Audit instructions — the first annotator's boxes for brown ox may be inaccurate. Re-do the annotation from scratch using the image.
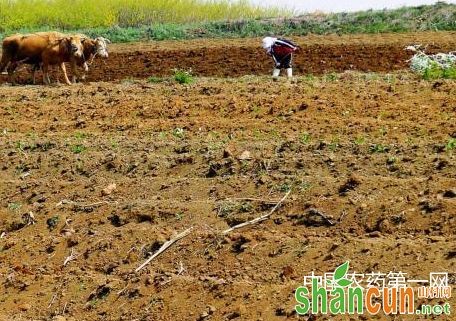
[40,35,85,85]
[9,34,111,84]
[0,31,63,85]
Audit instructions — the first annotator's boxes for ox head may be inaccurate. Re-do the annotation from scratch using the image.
[60,36,84,58]
[93,37,110,58]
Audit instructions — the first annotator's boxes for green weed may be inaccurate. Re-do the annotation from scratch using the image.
[173,68,194,84]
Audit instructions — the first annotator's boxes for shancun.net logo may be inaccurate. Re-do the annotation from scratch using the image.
[295,262,452,315]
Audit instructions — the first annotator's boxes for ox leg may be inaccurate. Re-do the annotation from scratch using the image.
[7,64,18,86]
[42,63,51,85]
[81,62,88,80]
[30,64,40,85]
[70,60,78,84]
[0,61,7,77]
[0,54,11,75]
[0,61,8,85]
[60,63,71,86]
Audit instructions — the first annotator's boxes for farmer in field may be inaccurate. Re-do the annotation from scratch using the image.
[262,37,299,79]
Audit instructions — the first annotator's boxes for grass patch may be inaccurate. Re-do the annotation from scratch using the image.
[423,65,456,80]
[147,76,165,83]
[121,78,136,85]
[69,132,86,154]
[173,68,194,84]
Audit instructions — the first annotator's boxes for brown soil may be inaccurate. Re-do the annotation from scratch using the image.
[1,33,456,321]
[2,31,456,84]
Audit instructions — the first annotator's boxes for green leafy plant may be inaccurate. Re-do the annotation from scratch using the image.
[238,202,253,212]
[325,73,337,81]
[329,140,339,152]
[370,144,389,153]
[446,138,456,150]
[301,132,311,143]
[173,68,194,84]
[354,136,366,145]
[29,141,38,151]
[278,183,291,193]
[17,141,26,151]
[171,128,185,139]
[47,216,60,230]
[218,203,235,218]
[69,144,85,154]
[411,52,456,80]
[423,65,456,80]
[253,130,264,139]
[305,74,316,81]
[69,132,86,154]
[7,202,21,211]
[14,163,28,176]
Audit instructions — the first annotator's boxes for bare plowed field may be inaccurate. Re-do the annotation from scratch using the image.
[1,33,456,321]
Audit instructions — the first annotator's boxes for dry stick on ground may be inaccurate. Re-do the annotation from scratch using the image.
[308,208,335,226]
[63,249,78,266]
[223,190,291,235]
[135,226,194,272]
[56,199,114,208]
[225,197,284,204]
[48,293,57,309]
[48,283,63,309]
[337,210,348,223]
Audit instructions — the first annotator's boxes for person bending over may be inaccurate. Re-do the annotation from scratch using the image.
[262,37,299,79]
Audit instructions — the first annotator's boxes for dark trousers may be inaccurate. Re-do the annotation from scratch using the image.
[273,54,292,69]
